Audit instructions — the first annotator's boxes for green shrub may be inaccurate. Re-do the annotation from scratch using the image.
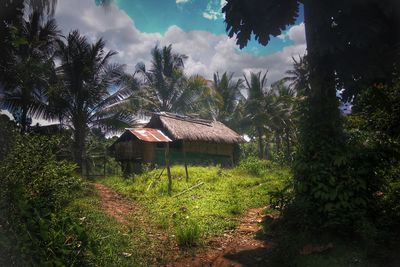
[175,220,202,248]
[0,114,16,161]
[0,134,86,266]
[238,156,273,176]
[227,183,242,215]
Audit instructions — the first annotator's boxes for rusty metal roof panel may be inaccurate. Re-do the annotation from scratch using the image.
[127,128,172,142]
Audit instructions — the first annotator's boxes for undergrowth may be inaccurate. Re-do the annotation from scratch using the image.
[99,164,291,247]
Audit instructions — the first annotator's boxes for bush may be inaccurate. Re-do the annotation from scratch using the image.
[175,220,202,248]
[0,134,86,266]
[237,156,273,176]
[0,114,17,161]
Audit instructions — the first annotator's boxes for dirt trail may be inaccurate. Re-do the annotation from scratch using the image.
[94,183,172,245]
[169,207,273,267]
[94,183,272,267]
[94,183,178,264]
[94,183,139,224]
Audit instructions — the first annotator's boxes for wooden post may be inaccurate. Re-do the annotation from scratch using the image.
[183,141,189,182]
[103,151,106,178]
[165,142,172,195]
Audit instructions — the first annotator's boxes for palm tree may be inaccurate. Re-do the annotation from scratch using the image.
[271,79,298,161]
[136,45,206,114]
[283,55,310,95]
[1,11,59,132]
[243,72,271,159]
[0,0,57,80]
[209,72,244,128]
[53,30,135,171]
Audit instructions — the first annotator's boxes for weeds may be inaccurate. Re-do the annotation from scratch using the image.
[100,165,291,243]
[176,220,202,248]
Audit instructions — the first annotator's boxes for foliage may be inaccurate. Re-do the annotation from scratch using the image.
[176,220,202,248]
[283,55,310,95]
[100,165,291,242]
[223,0,400,97]
[350,82,400,230]
[0,134,86,266]
[223,0,400,233]
[53,30,134,169]
[242,71,270,158]
[223,0,299,49]
[237,156,274,177]
[135,44,208,114]
[0,114,17,161]
[0,0,57,82]
[1,10,59,132]
[203,72,244,129]
[292,95,360,229]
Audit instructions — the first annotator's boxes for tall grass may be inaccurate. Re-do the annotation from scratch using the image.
[176,220,202,248]
[100,164,291,242]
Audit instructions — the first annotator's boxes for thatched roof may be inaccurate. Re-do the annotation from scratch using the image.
[146,113,243,144]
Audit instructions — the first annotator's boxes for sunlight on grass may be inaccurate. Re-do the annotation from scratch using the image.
[100,165,291,239]
[66,186,169,266]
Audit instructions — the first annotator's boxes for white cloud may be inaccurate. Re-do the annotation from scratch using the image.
[276,23,305,44]
[55,0,306,85]
[202,0,224,20]
[288,22,305,44]
[176,0,191,4]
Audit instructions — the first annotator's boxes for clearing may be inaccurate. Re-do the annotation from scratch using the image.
[71,164,396,266]
[94,181,274,266]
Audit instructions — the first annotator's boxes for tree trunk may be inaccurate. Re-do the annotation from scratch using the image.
[20,103,28,133]
[303,1,344,152]
[295,1,345,198]
[285,127,291,161]
[275,134,281,155]
[73,121,86,174]
[257,127,264,159]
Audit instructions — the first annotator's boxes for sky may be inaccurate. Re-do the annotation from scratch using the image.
[2,0,308,125]
[54,0,306,83]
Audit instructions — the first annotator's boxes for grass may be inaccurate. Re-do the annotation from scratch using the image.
[70,164,399,266]
[65,185,171,266]
[175,219,202,248]
[98,165,291,241]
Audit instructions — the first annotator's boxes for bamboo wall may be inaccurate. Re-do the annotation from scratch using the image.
[114,140,143,161]
[114,140,234,166]
[114,140,156,164]
[183,141,234,157]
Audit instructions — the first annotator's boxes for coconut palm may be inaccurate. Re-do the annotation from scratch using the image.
[283,55,310,95]
[0,0,57,80]
[209,72,244,128]
[1,11,59,132]
[271,79,298,160]
[242,71,271,159]
[53,30,135,170]
[136,45,207,114]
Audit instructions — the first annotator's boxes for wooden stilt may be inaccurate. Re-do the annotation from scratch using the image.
[103,151,106,178]
[165,142,172,195]
[183,141,189,182]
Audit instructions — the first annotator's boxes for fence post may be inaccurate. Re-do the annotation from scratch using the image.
[165,142,172,195]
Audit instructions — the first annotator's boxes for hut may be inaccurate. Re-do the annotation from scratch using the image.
[111,113,243,173]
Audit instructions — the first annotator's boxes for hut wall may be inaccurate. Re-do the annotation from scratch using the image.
[114,140,144,161]
[143,143,156,163]
[183,141,233,156]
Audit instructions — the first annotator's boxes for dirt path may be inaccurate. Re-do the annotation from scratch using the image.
[94,183,171,243]
[169,207,273,267]
[94,183,139,224]
[94,183,179,264]
[94,183,273,266]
